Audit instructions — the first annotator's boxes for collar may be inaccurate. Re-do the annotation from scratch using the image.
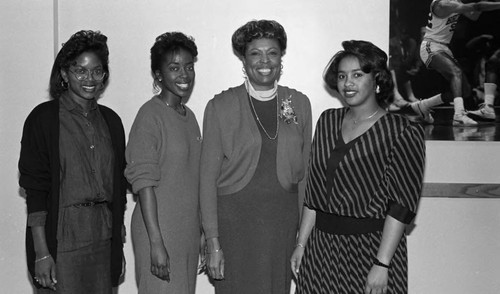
[244,79,278,101]
[60,93,98,113]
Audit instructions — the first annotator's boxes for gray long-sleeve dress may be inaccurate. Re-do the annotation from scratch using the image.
[125,97,201,294]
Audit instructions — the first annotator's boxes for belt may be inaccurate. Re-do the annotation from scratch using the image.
[73,200,107,208]
[316,211,384,235]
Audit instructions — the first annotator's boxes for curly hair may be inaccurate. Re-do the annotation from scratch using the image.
[150,32,198,75]
[49,30,109,99]
[231,19,287,57]
[323,40,394,107]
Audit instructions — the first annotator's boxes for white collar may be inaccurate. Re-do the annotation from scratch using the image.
[244,79,278,101]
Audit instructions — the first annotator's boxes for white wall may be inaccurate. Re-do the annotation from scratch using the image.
[411,142,500,293]
[56,0,389,132]
[1,0,499,293]
[0,1,55,294]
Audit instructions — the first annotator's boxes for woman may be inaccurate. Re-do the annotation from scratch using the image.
[19,30,127,293]
[200,20,312,293]
[125,32,201,294]
[291,40,426,294]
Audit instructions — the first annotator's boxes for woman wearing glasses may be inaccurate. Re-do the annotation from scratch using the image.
[19,30,127,293]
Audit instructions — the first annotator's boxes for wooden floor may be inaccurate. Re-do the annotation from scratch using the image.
[395,105,500,141]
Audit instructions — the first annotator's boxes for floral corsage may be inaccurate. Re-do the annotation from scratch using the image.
[280,95,298,124]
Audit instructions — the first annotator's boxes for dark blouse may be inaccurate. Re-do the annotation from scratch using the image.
[304,108,425,224]
[58,94,114,206]
[58,95,114,251]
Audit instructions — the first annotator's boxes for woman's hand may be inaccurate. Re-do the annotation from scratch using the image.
[206,237,224,280]
[137,187,170,281]
[150,242,170,282]
[290,245,305,279]
[291,207,316,280]
[34,255,57,290]
[207,250,224,280]
[198,233,207,273]
[30,226,56,290]
[364,265,388,294]
[366,216,405,293]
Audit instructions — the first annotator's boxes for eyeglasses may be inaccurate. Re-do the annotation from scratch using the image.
[69,67,106,81]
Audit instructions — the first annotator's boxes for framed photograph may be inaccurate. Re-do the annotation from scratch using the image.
[389,0,500,141]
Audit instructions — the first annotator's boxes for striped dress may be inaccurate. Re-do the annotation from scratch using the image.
[297,108,425,293]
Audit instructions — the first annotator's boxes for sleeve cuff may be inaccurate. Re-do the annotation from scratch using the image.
[25,188,49,213]
[203,227,219,240]
[387,201,416,224]
[131,179,158,194]
[27,211,47,227]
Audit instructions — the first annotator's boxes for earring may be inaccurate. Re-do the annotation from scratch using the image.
[376,85,380,94]
[280,64,283,75]
[242,67,247,78]
[61,80,68,89]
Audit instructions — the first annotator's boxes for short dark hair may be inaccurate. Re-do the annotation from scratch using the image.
[49,30,109,99]
[231,19,287,57]
[150,32,198,76]
[323,40,394,107]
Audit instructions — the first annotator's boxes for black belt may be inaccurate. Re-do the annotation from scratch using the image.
[316,211,384,235]
[73,200,107,208]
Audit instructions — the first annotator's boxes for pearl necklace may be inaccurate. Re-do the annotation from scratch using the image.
[247,92,279,140]
[352,108,380,124]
